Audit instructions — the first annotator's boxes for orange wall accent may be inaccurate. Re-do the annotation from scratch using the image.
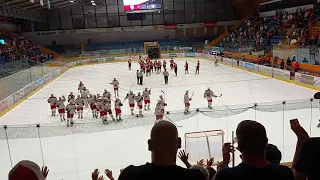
[223,51,320,73]
[40,47,61,58]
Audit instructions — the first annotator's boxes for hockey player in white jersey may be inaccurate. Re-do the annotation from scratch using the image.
[80,87,90,98]
[125,91,136,116]
[56,96,66,121]
[66,101,76,126]
[142,88,151,110]
[75,95,85,119]
[103,89,112,103]
[78,81,85,91]
[204,87,218,109]
[47,94,58,116]
[159,95,167,114]
[87,94,98,118]
[154,101,164,124]
[184,90,192,114]
[110,78,119,97]
[104,99,115,124]
[68,92,75,103]
[114,98,123,121]
[135,92,144,117]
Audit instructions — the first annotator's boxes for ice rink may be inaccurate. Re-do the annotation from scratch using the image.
[0,58,319,180]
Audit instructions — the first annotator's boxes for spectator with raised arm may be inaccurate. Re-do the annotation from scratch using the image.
[213,120,294,180]
[8,160,49,180]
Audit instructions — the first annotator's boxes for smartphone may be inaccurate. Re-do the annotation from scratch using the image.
[290,118,300,127]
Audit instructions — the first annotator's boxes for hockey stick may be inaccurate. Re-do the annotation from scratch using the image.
[161,90,165,100]
[190,91,194,99]
[163,114,183,127]
[123,83,134,102]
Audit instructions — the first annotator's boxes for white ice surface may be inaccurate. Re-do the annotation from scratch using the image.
[0,58,319,180]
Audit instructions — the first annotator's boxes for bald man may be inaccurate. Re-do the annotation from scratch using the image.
[214,120,294,180]
[119,121,205,180]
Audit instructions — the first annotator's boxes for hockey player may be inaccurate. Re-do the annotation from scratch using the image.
[154,101,164,124]
[87,94,98,118]
[135,92,144,117]
[163,59,167,70]
[110,78,119,97]
[125,91,136,115]
[105,99,115,123]
[68,92,75,103]
[195,61,200,74]
[47,94,58,116]
[170,58,174,69]
[75,95,85,119]
[128,59,132,70]
[103,89,111,100]
[80,87,90,108]
[97,99,107,124]
[158,60,162,72]
[150,61,154,73]
[56,96,66,121]
[163,69,169,85]
[66,101,76,127]
[146,61,151,76]
[204,87,217,109]
[142,87,151,110]
[78,81,85,91]
[114,98,123,121]
[159,95,167,114]
[174,63,178,76]
[184,90,192,114]
[185,61,189,74]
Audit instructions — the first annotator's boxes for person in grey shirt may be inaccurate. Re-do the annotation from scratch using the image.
[139,70,144,85]
[163,69,169,85]
[136,70,140,85]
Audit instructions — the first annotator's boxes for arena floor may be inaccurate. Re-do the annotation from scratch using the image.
[0,58,319,180]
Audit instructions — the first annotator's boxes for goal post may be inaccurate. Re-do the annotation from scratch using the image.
[184,130,224,164]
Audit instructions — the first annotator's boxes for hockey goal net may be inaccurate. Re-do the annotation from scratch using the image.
[184,130,224,164]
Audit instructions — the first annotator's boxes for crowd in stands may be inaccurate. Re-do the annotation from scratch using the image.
[8,117,320,180]
[0,30,52,65]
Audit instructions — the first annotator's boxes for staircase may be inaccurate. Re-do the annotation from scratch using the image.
[208,18,246,46]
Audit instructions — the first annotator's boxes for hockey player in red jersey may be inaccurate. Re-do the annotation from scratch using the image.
[195,61,200,74]
[185,61,189,74]
[184,90,192,114]
[142,87,151,110]
[158,60,162,72]
[56,96,66,121]
[146,61,151,76]
[135,92,144,117]
[114,98,123,121]
[150,61,154,73]
[163,60,167,70]
[125,91,136,116]
[170,58,174,69]
[47,94,57,116]
[75,95,85,119]
[110,78,119,97]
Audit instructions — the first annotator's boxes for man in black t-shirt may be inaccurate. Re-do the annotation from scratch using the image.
[293,138,320,180]
[119,121,205,180]
[214,120,294,180]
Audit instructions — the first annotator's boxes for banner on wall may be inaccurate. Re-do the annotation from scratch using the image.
[245,62,254,70]
[185,52,195,57]
[168,53,177,57]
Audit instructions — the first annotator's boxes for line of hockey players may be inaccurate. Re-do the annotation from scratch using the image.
[48,81,222,126]
[134,58,202,76]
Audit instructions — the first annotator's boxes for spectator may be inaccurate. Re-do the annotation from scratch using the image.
[8,160,49,180]
[293,138,320,180]
[119,121,205,180]
[213,120,294,180]
[293,61,300,72]
[190,165,210,180]
[280,59,285,69]
[266,144,282,164]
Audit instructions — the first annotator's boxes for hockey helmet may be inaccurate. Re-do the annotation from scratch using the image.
[70,92,73,95]
[186,90,189,93]
[159,95,163,99]
[51,94,54,97]
[104,89,107,92]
